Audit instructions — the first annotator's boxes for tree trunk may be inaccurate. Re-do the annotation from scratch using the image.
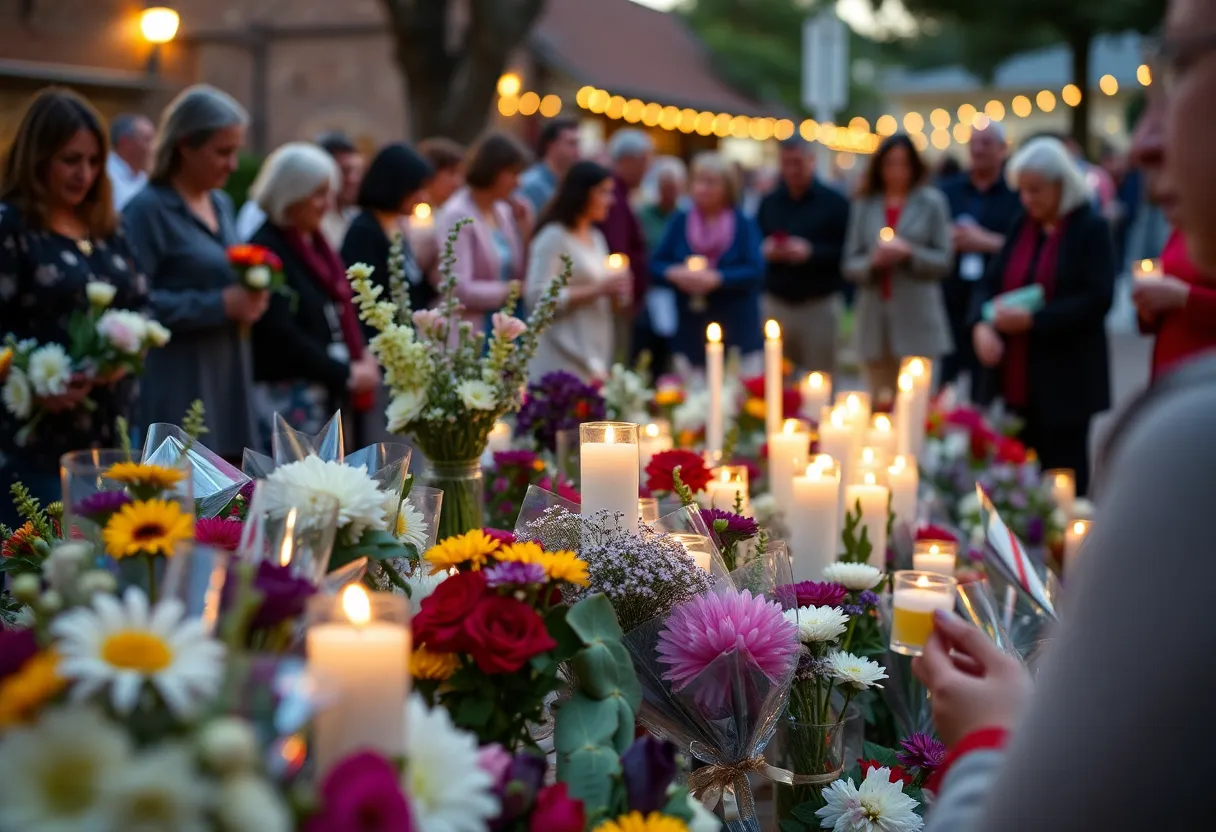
[1068,29,1093,155]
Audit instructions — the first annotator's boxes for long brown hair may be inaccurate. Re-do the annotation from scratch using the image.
[856,134,928,198]
[0,87,116,237]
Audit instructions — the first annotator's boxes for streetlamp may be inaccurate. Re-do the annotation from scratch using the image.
[140,6,180,74]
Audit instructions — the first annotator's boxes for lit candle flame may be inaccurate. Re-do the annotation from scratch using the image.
[805,463,822,479]
[1141,259,1154,273]
[782,418,802,435]
[916,575,931,588]
[861,447,876,464]
[342,584,372,626]
[807,371,824,389]
[413,202,432,221]
[686,255,708,271]
[606,252,628,271]
[830,409,846,428]
[1073,520,1087,535]
[890,454,908,474]
[645,423,660,438]
[706,322,722,343]
[908,358,926,377]
[765,319,781,340]
[864,471,877,486]
[846,393,861,414]
[873,414,891,431]
[879,226,895,242]
[1055,473,1071,487]
[605,425,616,444]
[898,373,913,393]
[929,543,940,555]
[814,453,834,468]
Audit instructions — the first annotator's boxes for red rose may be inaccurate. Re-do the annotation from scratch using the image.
[462,595,556,674]
[645,449,712,494]
[742,376,765,399]
[782,388,803,421]
[529,782,585,832]
[968,427,996,461]
[994,436,1027,465]
[414,570,487,652]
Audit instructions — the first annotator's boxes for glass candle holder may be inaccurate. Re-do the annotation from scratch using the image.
[1063,519,1092,571]
[890,570,959,657]
[638,419,673,474]
[1044,468,1076,517]
[705,465,750,512]
[403,485,444,551]
[668,532,714,572]
[238,480,340,583]
[306,585,410,774]
[579,422,639,530]
[638,497,660,525]
[912,540,958,576]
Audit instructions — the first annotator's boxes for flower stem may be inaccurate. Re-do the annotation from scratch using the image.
[145,555,158,603]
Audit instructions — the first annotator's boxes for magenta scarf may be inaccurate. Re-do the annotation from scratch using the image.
[282,227,365,360]
[686,207,736,267]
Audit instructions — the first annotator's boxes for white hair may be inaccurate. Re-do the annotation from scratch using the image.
[251,142,339,225]
[650,155,687,185]
[607,129,654,162]
[151,84,248,182]
[1008,136,1092,215]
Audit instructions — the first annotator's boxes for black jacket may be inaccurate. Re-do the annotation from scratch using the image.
[340,210,430,325]
[249,222,351,397]
[756,180,850,302]
[969,204,1114,426]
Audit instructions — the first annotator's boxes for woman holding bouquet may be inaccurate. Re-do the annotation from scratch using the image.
[968,137,1114,496]
[247,142,380,444]
[0,88,149,525]
[123,85,265,460]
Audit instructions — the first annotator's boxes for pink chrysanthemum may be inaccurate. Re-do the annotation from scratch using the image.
[656,589,799,690]
[195,517,243,553]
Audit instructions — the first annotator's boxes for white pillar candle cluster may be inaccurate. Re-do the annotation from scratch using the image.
[580,422,640,530]
[844,470,889,567]
[789,456,841,582]
[767,418,811,517]
[853,446,887,485]
[705,465,750,514]
[705,323,725,456]
[898,357,932,459]
[764,320,784,439]
[887,454,919,530]
[801,372,832,422]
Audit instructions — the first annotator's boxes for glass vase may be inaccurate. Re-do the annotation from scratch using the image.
[771,715,846,829]
[424,459,484,542]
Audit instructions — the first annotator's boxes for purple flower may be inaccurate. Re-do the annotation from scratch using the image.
[306,751,413,832]
[896,732,947,774]
[484,560,547,587]
[495,752,546,826]
[1026,515,1044,545]
[477,744,513,790]
[780,580,848,609]
[491,477,510,494]
[700,508,759,547]
[223,560,319,633]
[492,449,539,470]
[621,735,678,813]
[858,590,880,608]
[74,490,131,519]
[515,371,606,452]
[0,629,39,681]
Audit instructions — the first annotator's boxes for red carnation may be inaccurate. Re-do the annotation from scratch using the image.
[645,449,712,494]
[462,595,556,674]
[742,376,766,399]
[414,570,488,653]
[860,759,913,787]
[915,524,958,543]
[994,436,1028,465]
[529,783,585,832]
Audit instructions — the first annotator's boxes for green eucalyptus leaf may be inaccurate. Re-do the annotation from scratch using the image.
[545,604,583,663]
[562,744,620,816]
[566,593,625,643]
[553,693,618,755]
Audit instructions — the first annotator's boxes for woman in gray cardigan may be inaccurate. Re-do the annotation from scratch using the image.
[842,134,954,403]
[123,86,267,459]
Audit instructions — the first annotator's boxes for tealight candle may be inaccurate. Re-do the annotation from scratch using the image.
[706,323,724,454]
[844,471,889,566]
[1045,469,1076,517]
[410,202,434,230]
[1063,518,1092,570]
[790,458,840,581]
[580,422,640,530]
[764,320,784,438]
[887,454,918,529]
[1132,258,1163,281]
[670,532,713,571]
[801,371,832,421]
[868,413,897,461]
[890,571,958,657]
[912,540,957,576]
[705,465,750,513]
[307,585,410,774]
[767,418,811,517]
[638,420,673,474]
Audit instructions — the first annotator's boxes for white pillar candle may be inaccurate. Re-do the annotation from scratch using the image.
[853,446,887,485]
[836,391,871,461]
[900,357,932,458]
[307,585,410,775]
[887,454,919,530]
[912,540,957,575]
[486,421,511,453]
[801,372,832,421]
[817,406,855,529]
[580,422,640,530]
[706,323,724,455]
[705,465,750,513]
[1046,469,1076,518]
[789,458,841,581]
[670,532,713,571]
[868,413,897,462]
[767,418,811,518]
[1063,518,1092,571]
[764,320,784,439]
[638,421,673,474]
[894,372,916,458]
[844,471,890,567]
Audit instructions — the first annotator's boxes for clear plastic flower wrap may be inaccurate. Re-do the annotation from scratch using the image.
[142,423,252,519]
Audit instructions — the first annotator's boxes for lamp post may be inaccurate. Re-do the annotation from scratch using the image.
[140,6,180,74]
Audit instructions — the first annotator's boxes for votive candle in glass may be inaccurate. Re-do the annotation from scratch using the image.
[1063,518,1092,570]
[638,497,660,525]
[669,532,713,571]
[890,571,958,657]
[1045,469,1076,517]
[912,540,958,576]
[579,422,640,530]
[705,465,750,513]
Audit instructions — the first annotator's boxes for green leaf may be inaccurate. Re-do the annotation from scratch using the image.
[562,744,620,816]
[572,641,642,711]
[545,605,583,663]
[661,789,695,821]
[780,820,809,832]
[553,693,619,755]
[610,694,635,754]
[455,696,495,728]
[329,529,409,571]
[566,593,626,644]
[861,741,902,770]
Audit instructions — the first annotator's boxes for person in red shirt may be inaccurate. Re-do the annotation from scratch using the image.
[1129,72,1216,380]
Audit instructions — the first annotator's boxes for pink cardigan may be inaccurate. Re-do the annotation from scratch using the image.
[434,188,526,330]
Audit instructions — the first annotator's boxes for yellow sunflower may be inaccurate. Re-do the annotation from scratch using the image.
[654,389,683,407]
[104,462,186,490]
[102,498,194,559]
[424,529,500,575]
[0,651,66,727]
[495,541,544,564]
[594,812,689,832]
[410,645,460,681]
[537,550,590,587]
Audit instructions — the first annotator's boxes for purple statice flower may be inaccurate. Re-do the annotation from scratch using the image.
[484,560,547,587]
[897,733,947,774]
[1026,514,1045,545]
[74,490,131,519]
[843,590,880,618]
[700,508,759,547]
[782,580,848,609]
[223,560,318,633]
[515,371,606,452]
[491,449,539,470]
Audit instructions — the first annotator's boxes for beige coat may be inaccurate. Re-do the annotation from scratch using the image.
[842,186,955,362]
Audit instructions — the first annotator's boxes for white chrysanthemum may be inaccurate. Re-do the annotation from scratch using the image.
[406,569,448,617]
[386,389,427,432]
[391,496,430,552]
[403,693,499,832]
[27,342,72,396]
[0,706,130,830]
[816,766,924,832]
[96,309,149,355]
[216,774,292,832]
[826,650,888,692]
[146,320,172,347]
[456,378,497,411]
[785,605,849,644]
[267,456,388,541]
[822,562,883,591]
[51,587,226,717]
[3,367,34,419]
[100,743,207,831]
[86,280,117,307]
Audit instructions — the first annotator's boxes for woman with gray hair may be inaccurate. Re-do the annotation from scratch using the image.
[123,84,266,459]
[247,143,379,443]
[969,136,1114,494]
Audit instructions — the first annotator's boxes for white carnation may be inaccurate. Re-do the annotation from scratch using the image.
[785,605,849,644]
[96,310,148,355]
[85,281,116,308]
[26,343,72,396]
[2,367,32,419]
[822,562,883,591]
[826,650,888,692]
[386,389,426,432]
[244,266,271,290]
[456,378,497,411]
[267,457,388,542]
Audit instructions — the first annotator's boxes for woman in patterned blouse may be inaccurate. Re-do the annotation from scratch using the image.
[0,88,148,527]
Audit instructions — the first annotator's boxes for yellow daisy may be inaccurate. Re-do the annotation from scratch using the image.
[655,389,683,407]
[594,812,690,832]
[101,499,194,559]
[410,645,460,681]
[0,651,65,728]
[424,529,500,575]
[495,541,544,564]
[104,462,186,490]
[537,550,590,587]
[743,398,767,420]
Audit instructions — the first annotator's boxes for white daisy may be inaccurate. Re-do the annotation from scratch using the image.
[822,562,883,591]
[2,367,32,419]
[0,706,131,831]
[390,495,430,552]
[146,320,172,348]
[26,342,72,396]
[85,281,117,308]
[403,693,499,832]
[267,456,388,543]
[100,743,207,831]
[456,378,497,411]
[826,650,888,692]
[816,766,924,832]
[784,605,849,644]
[51,586,226,717]
[386,388,427,432]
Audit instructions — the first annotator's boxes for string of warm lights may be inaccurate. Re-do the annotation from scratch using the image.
[494,65,1152,156]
